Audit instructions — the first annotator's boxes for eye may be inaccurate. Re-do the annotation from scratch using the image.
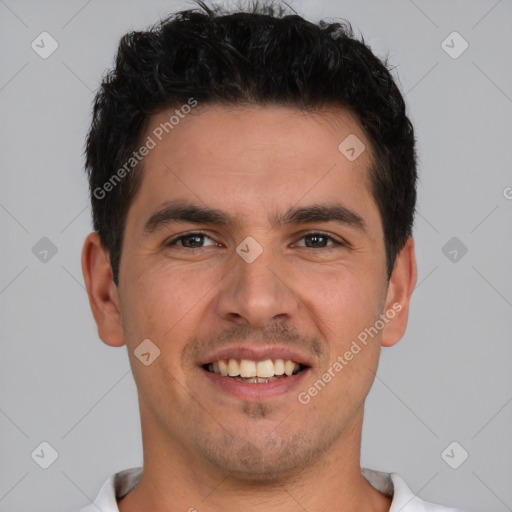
[165,231,217,249]
[165,231,347,250]
[294,232,344,249]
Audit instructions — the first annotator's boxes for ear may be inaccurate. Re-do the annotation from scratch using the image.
[381,236,417,348]
[81,232,126,347]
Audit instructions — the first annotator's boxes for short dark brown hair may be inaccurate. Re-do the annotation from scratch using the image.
[85,0,417,285]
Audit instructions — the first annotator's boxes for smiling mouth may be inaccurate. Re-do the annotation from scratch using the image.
[203,358,308,384]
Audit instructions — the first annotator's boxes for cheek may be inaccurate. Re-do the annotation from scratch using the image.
[294,264,386,404]
[119,265,178,345]
[120,268,203,396]
[296,264,384,341]
[120,262,219,351]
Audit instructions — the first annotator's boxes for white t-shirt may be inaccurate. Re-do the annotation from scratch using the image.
[77,467,465,512]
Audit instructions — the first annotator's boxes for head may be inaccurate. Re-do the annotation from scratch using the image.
[82,1,417,481]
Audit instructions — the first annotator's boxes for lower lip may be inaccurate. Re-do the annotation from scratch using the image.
[199,367,310,401]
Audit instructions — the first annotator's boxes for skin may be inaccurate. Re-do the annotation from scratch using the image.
[82,104,417,512]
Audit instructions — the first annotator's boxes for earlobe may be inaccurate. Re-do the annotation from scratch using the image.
[81,232,126,347]
[381,237,417,348]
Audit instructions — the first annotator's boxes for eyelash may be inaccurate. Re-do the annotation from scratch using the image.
[165,230,347,250]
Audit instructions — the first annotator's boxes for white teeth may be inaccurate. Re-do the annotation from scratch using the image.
[208,358,302,379]
[233,376,278,384]
[284,360,295,376]
[256,359,274,378]
[218,359,229,376]
[240,359,256,378]
[274,359,285,375]
[228,358,240,377]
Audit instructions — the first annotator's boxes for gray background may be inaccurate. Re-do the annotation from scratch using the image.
[1,0,511,511]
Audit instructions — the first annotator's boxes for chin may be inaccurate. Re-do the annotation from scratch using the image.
[198,432,323,483]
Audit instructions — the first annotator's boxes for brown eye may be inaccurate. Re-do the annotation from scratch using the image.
[295,232,343,249]
[303,234,331,248]
[166,232,216,248]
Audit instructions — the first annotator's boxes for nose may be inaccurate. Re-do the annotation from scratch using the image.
[214,240,299,328]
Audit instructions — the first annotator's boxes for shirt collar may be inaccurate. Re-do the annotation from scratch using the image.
[83,466,459,512]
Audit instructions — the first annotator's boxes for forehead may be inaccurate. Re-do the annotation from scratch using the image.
[127,104,378,232]
[143,104,371,173]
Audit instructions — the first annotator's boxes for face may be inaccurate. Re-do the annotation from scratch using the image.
[85,104,415,481]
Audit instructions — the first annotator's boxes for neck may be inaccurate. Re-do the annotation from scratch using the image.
[118,405,390,512]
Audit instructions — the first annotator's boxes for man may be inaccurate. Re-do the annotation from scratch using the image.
[80,1,464,510]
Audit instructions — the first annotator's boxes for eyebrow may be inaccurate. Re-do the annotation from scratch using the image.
[142,200,367,235]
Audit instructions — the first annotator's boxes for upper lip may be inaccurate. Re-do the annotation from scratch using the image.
[198,345,313,368]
